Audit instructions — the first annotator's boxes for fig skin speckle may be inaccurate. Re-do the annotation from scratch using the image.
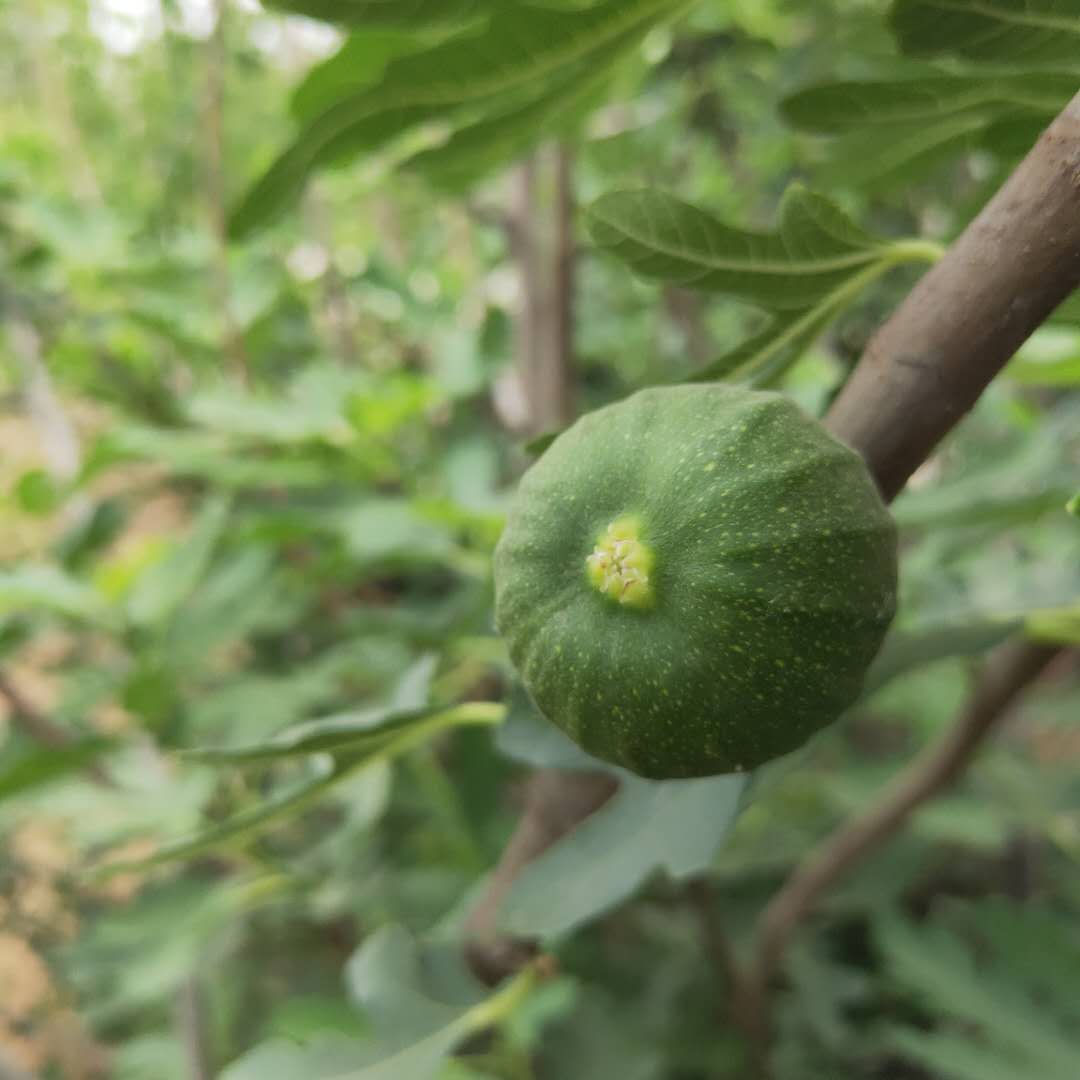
[494,384,897,780]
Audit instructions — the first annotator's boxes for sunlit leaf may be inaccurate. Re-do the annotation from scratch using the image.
[1026,602,1080,645]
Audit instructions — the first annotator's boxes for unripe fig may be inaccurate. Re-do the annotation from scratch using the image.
[494,384,897,779]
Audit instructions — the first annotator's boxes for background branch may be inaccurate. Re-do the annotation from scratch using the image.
[733,640,1064,1055]
[175,976,215,1080]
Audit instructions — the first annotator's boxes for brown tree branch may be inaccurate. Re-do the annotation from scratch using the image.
[733,640,1063,1055]
[826,90,1080,500]
[549,143,578,427]
[465,768,618,984]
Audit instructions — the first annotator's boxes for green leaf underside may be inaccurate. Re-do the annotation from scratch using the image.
[96,703,501,872]
[183,703,499,765]
[814,113,993,190]
[231,0,690,236]
[500,771,747,936]
[587,185,885,309]
[890,0,1080,66]
[591,187,939,384]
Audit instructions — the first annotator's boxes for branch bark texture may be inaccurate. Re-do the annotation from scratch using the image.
[826,90,1080,499]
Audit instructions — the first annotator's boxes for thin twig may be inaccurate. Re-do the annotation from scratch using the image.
[465,768,617,984]
[0,673,113,787]
[734,641,1062,1056]
[176,977,215,1080]
[685,878,743,993]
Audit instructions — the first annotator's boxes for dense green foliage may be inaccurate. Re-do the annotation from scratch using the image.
[0,0,1078,1077]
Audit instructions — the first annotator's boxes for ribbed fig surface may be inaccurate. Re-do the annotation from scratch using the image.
[494,384,897,779]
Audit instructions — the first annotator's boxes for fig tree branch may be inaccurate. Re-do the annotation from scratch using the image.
[734,640,1063,1052]
[826,90,1080,500]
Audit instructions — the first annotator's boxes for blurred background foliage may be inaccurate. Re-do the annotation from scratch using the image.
[0,0,1078,1077]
